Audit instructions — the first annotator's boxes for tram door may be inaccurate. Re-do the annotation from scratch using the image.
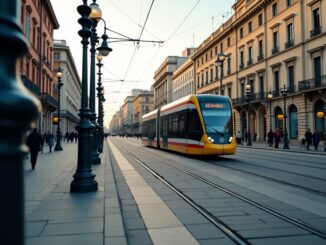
[162,116,168,149]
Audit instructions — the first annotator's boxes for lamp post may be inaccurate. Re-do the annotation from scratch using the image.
[267,92,273,131]
[0,1,41,243]
[89,0,102,164]
[70,0,98,193]
[96,54,104,153]
[215,51,226,95]
[54,67,63,151]
[280,84,289,149]
[245,83,252,146]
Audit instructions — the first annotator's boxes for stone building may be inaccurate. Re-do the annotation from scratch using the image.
[53,40,81,135]
[153,56,187,108]
[20,0,60,133]
[191,0,325,143]
[132,91,154,135]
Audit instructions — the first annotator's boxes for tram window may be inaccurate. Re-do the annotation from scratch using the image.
[168,115,172,136]
[172,113,178,137]
[178,111,186,138]
[188,109,203,141]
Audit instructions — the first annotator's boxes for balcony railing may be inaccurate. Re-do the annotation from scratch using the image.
[271,47,279,55]
[232,92,269,106]
[247,60,253,66]
[310,26,321,38]
[239,64,244,70]
[21,75,41,97]
[285,39,294,49]
[298,75,326,91]
[257,54,264,61]
[41,92,58,109]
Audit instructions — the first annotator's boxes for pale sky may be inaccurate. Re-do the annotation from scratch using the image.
[52,0,236,128]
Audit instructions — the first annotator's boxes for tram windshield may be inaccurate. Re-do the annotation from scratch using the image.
[199,101,233,135]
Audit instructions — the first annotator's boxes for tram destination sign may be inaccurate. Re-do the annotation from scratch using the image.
[204,103,224,109]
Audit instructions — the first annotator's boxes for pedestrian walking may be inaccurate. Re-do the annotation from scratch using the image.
[236,130,242,144]
[46,133,55,153]
[274,128,281,148]
[26,128,43,170]
[312,131,320,151]
[305,128,313,150]
[267,129,274,147]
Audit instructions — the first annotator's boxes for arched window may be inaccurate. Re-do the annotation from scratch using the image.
[289,105,298,139]
[274,106,283,130]
[315,100,325,134]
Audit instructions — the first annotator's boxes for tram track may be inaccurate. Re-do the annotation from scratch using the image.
[206,160,326,196]
[114,141,326,242]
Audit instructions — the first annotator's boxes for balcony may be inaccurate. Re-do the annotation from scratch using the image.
[257,55,264,61]
[239,64,244,70]
[271,47,279,55]
[41,92,58,111]
[247,60,253,66]
[298,75,326,91]
[310,26,321,38]
[21,75,41,97]
[285,39,294,49]
[232,92,269,106]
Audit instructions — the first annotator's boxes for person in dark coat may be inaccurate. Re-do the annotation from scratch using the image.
[46,132,55,153]
[26,128,43,170]
[312,131,320,151]
[274,128,281,148]
[305,128,313,150]
[267,130,274,147]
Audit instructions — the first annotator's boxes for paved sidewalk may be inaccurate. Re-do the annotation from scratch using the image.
[237,140,326,155]
[24,142,126,245]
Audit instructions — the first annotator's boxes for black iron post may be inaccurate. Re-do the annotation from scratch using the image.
[246,84,252,146]
[268,92,273,131]
[89,0,101,164]
[215,51,226,95]
[0,1,41,243]
[281,84,290,149]
[96,54,104,153]
[54,67,63,151]
[70,0,98,192]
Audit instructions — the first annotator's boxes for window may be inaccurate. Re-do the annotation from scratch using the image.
[258,40,263,58]
[210,68,213,82]
[240,28,243,38]
[259,76,264,98]
[274,70,280,96]
[248,22,252,33]
[210,50,212,59]
[205,53,208,62]
[215,65,218,80]
[241,83,245,97]
[227,87,231,98]
[249,79,254,95]
[25,14,30,41]
[227,37,230,47]
[240,51,244,65]
[272,3,278,17]
[288,66,294,92]
[258,14,263,26]
[220,42,223,52]
[287,0,293,6]
[248,46,252,63]
[289,105,298,139]
[32,22,36,46]
[201,73,204,86]
[287,23,293,43]
[197,60,199,67]
[227,57,231,74]
[313,8,320,29]
[206,70,208,84]
[215,46,217,55]
[197,75,200,88]
[273,31,278,49]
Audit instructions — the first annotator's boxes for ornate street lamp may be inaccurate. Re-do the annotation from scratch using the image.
[215,51,226,95]
[70,0,98,193]
[54,67,63,151]
[96,54,104,153]
[0,1,41,243]
[245,83,252,146]
[267,92,273,131]
[280,84,289,149]
[89,0,102,164]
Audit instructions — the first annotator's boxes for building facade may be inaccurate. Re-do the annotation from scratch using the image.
[20,0,60,133]
[132,91,154,135]
[192,0,325,143]
[53,40,81,135]
[153,56,187,108]
[172,58,194,101]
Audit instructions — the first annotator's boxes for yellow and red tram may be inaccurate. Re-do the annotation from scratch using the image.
[142,94,236,155]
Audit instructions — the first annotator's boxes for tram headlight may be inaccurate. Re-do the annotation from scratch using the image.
[207,136,214,143]
[229,136,233,143]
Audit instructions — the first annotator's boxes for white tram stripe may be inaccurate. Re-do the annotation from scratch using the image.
[108,140,199,245]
